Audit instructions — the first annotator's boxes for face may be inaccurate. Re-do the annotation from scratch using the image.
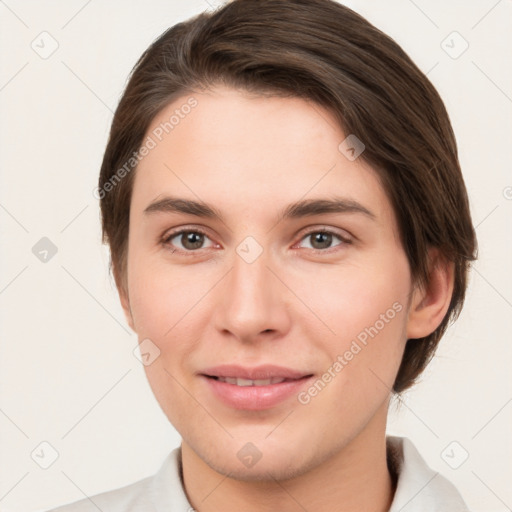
[121,85,415,480]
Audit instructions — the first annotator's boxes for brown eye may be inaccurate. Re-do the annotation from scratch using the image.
[298,229,351,252]
[180,232,205,250]
[164,229,214,252]
[310,232,333,250]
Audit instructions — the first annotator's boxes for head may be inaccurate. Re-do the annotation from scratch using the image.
[98,0,476,480]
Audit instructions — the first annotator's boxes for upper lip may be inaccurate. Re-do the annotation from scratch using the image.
[201,364,312,380]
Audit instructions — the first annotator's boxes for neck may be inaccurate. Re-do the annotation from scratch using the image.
[181,407,396,512]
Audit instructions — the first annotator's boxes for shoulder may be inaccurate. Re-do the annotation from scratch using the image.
[387,436,472,512]
[44,448,191,512]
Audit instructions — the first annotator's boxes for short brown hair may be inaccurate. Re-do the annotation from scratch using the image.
[98,0,477,393]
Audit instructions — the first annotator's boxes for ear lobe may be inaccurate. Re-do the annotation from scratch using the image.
[406,249,454,340]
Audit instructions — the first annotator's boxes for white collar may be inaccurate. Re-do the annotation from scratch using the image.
[149,436,470,511]
[387,436,470,511]
[50,436,470,511]
[145,436,471,511]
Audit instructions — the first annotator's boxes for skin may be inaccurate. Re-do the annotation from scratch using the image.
[118,85,453,512]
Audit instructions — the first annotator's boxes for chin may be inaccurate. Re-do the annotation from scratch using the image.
[207,454,315,483]
[189,433,328,483]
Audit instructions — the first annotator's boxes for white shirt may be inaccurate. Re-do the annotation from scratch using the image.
[46,436,470,511]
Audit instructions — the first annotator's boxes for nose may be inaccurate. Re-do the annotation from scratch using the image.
[212,245,292,344]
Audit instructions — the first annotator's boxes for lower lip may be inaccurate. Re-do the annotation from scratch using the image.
[202,375,313,410]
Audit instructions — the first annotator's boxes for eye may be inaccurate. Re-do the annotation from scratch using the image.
[163,228,216,253]
[296,229,351,252]
[162,227,351,255]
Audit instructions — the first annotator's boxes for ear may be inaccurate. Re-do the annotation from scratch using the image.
[406,249,454,339]
[114,266,135,332]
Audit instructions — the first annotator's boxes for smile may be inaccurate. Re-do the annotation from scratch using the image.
[212,376,288,386]
[200,365,314,410]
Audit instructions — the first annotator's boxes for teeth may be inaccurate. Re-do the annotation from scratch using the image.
[216,377,287,386]
[254,379,272,386]
[236,378,254,387]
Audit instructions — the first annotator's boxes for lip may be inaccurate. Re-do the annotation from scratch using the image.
[201,364,310,380]
[200,364,314,410]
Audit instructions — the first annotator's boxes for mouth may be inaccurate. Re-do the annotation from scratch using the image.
[207,376,292,386]
[200,364,314,410]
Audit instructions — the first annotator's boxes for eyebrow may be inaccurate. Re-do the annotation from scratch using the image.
[143,196,376,222]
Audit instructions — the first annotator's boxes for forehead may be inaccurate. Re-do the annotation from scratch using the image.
[132,86,392,225]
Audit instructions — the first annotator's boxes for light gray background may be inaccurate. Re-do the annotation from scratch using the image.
[0,1,511,511]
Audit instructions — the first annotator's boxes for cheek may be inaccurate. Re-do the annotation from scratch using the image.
[127,261,209,426]
[128,258,211,341]
[294,254,410,395]
[297,301,408,431]
[290,255,410,345]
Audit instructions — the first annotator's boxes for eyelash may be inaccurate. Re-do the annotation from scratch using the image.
[161,226,352,255]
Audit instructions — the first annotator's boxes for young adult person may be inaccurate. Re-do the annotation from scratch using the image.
[48,0,477,510]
